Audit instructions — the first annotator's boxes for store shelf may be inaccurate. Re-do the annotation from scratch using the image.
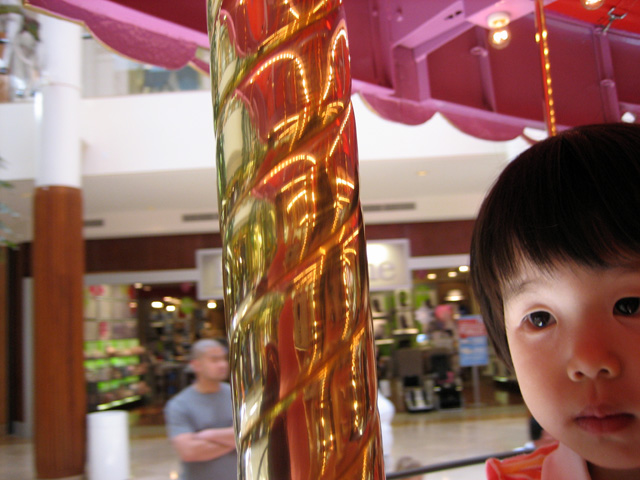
[84,338,148,411]
[84,284,147,412]
[96,395,142,411]
[393,328,419,335]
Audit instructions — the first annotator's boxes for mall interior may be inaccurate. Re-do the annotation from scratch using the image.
[1,1,636,479]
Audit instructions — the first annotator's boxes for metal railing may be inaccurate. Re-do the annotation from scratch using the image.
[386,447,534,479]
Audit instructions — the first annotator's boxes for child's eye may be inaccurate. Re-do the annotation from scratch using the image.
[523,311,555,329]
[614,297,640,315]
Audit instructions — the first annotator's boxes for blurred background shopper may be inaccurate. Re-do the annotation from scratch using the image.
[164,339,237,480]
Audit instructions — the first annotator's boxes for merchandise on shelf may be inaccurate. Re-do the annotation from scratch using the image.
[83,284,148,411]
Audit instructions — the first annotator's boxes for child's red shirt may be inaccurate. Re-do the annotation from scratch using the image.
[486,442,591,479]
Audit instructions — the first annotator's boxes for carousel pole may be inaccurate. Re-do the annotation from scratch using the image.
[208,0,385,478]
[534,0,557,136]
[33,13,85,479]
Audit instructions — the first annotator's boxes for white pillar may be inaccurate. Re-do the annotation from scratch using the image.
[36,13,82,188]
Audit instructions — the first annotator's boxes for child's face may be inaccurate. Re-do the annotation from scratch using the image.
[503,260,640,474]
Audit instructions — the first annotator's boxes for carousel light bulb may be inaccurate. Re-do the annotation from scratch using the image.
[489,26,512,49]
[581,0,605,10]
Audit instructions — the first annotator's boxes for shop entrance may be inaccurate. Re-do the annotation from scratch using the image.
[82,271,227,423]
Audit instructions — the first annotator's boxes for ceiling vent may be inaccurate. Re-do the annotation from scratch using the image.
[182,212,219,222]
[362,202,416,213]
[83,219,105,228]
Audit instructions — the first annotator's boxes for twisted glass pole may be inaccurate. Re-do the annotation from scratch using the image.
[208,0,385,478]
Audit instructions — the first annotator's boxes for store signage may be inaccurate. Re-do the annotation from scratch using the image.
[458,315,489,367]
[367,239,411,291]
[195,248,225,300]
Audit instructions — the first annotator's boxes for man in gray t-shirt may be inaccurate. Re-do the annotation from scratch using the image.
[164,339,237,480]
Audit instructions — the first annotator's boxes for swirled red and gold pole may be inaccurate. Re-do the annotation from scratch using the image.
[208,0,385,478]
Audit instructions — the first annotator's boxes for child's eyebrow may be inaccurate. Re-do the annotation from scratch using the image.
[503,278,537,303]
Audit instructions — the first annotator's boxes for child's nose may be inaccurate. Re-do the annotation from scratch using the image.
[566,322,622,382]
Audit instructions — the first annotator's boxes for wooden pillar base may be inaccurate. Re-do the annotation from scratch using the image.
[33,186,86,478]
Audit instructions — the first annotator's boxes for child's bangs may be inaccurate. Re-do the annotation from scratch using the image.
[507,195,640,274]
[486,125,640,288]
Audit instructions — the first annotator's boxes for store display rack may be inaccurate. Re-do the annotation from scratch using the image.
[85,338,147,411]
[84,284,148,412]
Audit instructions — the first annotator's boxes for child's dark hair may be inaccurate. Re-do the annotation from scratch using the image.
[470,123,640,368]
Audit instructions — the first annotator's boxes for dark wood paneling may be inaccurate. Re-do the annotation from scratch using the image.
[85,233,223,272]
[19,221,475,276]
[364,220,475,257]
[33,186,85,477]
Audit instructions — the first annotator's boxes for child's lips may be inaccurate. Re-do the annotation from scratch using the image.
[574,410,635,434]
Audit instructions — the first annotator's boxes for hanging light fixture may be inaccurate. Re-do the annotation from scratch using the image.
[487,11,512,50]
[487,11,511,29]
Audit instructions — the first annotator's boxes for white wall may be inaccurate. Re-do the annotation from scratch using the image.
[1,91,217,180]
[1,92,528,181]
[0,90,529,240]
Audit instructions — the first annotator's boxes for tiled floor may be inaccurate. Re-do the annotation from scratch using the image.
[1,382,530,479]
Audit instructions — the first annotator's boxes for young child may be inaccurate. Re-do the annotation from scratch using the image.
[470,123,640,480]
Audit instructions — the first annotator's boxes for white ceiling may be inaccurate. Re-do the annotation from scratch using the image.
[1,149,513,242]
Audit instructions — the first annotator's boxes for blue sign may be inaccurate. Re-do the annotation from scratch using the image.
[458,315,489,367]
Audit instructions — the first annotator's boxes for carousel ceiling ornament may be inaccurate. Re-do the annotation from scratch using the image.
[23,0,211,71]
[23,0,640,140]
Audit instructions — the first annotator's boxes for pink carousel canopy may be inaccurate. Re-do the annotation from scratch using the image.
[25,0,640,140]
